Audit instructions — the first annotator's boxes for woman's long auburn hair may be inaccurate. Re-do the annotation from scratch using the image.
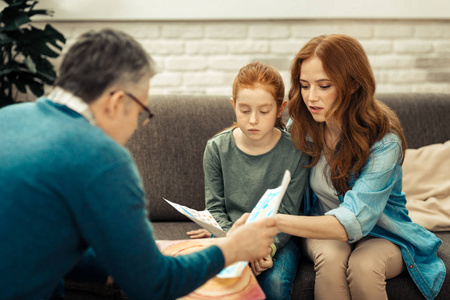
[230,62,286,130]
[288,34,407,195]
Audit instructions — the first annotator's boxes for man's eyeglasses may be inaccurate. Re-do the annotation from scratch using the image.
[111,91,154,127]
[125,92,154,127]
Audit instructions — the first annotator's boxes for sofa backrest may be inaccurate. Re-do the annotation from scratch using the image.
[127,95,235,221]
[126,93,450,221]
[377,93,450,149]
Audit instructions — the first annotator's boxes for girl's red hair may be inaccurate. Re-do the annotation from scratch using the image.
[232,62,286,129]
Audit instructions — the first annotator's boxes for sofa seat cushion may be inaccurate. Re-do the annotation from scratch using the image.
[151,221,202,240]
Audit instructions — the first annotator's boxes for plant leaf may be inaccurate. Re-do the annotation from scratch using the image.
[24,55,36,73]
[13,71,46,97]
[1,0,65,104]
[14,77,27,93]
[31,41,60,57]
[25,79,44,97]
[0,67,19,76]
[19,27,64,57]
[29,9,53,17]
[0,33,14,44]
[44,24,65,43]
[32,66,55,83]
[2,13,31,31]
[6,1,30,9]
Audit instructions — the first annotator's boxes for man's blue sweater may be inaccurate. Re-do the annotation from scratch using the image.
[0,98,224,299]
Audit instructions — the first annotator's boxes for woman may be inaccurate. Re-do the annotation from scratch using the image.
[278,34,445,300]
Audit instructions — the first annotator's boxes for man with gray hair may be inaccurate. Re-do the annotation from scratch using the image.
[0,29,277,299]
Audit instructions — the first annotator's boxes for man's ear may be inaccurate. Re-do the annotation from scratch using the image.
[103,91,124,120]
[277,101,287,118]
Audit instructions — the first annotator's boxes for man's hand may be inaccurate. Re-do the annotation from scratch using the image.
[250,254,273,276]
[186,228,212,239]
[216,217,277,267]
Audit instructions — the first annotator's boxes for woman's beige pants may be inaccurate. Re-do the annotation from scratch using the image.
[303,236,406,300]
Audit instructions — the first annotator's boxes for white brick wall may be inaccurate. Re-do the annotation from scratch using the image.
[38,19,450,97]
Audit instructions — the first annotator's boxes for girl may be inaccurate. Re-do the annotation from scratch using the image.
[188,62,309,300]
[278,34,445,300]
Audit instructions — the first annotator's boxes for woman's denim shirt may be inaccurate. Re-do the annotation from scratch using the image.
[304,133,445,300]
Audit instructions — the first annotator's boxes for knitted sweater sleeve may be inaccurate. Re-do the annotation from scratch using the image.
[203,139,234,232]
[70,155,224,299]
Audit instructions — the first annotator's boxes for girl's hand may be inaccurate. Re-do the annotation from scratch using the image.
[250,254,273,276]
[186,228,212,239]
[106,276,114,285]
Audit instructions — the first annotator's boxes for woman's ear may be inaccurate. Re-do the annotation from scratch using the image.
[351,82,360,94]
[277,101,287,118]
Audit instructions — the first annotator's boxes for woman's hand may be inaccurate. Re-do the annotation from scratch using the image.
[186,228,212,239]
[250,253,273,276]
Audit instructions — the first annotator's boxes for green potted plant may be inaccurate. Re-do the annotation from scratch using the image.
[0,0,65,108]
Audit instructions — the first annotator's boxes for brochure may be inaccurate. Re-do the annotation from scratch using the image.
[164,198,226,237]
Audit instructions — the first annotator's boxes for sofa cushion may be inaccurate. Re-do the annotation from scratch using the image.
[403,140,450,231]
[152,222,200,240]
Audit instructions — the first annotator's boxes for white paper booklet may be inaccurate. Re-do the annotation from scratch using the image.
[163,198,226,238]
[220,169,291,278]
[164,169,291,278]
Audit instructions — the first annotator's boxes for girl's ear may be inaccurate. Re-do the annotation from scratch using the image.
[230,97,236,109]
[277,101,287,118]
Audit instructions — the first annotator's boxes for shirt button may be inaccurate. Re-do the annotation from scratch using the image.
[409,265,413,268]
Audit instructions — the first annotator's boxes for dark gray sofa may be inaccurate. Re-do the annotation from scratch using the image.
[66,93,450,300]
